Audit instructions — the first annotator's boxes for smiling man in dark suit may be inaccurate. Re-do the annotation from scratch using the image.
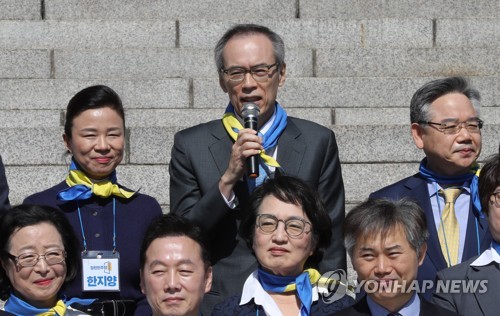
[169,24,345,314]
[336,198,457,316]
[370,77,491,299]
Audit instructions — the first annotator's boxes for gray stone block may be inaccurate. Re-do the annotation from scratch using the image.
[180,19,359,49]
[126,109,221,127]
[118,164,169,205]
[363,19,432,48]
[0,79,189,110]
[481,107,500,124]
[54,49,213,79]
[0,110,61,127]
[316,48,500,77]
[333,125,420,163]
[0,21,175,49]
[0,127,67,164]
[0,50,50,79]
[334,108,409,125]
[437,19,500,47]
[5,165,68,205]
[0,0,40,20]
[342,163,418,203]
[45,0,295,20]
[299,0,500,19]
[129,127,182,164]
[280,77,429,109]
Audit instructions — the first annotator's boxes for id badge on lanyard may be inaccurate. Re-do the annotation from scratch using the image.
[82,250,120,291]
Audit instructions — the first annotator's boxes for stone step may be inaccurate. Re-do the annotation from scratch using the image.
[3,19,500,50]
[3,106,498,129]
[4,47,500,79]
[2,125,498,166]
[1,78,500,110]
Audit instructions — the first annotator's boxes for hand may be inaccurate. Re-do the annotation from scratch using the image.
[219,128,262,198]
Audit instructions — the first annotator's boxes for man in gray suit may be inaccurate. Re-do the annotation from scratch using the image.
[433,151,500,316]
[169,24,345,313]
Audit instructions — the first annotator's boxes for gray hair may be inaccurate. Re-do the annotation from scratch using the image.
[410,76,481,124]
[214,23,285,72]
[344,198,429,259]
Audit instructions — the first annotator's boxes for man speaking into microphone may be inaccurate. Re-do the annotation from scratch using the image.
[169,23,346,314]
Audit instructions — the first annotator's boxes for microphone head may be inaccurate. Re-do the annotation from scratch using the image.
[242,103,260,120]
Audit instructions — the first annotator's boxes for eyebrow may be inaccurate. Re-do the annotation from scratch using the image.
[148,258,196,268]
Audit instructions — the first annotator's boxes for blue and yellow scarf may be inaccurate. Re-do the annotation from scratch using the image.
[257,267,322,316]
[221,102,288,169]
[4,293,94,316]
[57,159,135,201]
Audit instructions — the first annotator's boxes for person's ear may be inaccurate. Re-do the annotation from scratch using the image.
[139,269,145,294]
[417,242,427,266]
[205,266,213,293]
[278,63,286,87]
[411,123,425,149]
[63,134,72,154]
[219,74,228,93]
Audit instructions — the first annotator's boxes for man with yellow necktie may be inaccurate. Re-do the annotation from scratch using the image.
[370,77,492,301]
[169,24,346,314]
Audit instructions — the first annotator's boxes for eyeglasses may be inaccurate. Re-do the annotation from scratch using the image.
[418,119,483,134]
[8,249,66,267]
[492,192,500,207]
[220,62,280,83]
[256,214,311,238]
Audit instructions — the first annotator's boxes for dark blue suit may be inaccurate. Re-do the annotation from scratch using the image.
[0,155,10,212]
[369,173,491,300]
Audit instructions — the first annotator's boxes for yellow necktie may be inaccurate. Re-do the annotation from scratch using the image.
[438,188,461,267]
[37,300,67,315]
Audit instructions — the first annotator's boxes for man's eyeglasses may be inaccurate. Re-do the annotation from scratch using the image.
[220,63,280,83]
[418,119,483,134]
[492,192,500,208]
[256,214,311,238]
[8,249,66,267]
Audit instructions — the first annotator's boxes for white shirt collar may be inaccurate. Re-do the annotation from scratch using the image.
[240,270,319,316]
[471,243,500,266]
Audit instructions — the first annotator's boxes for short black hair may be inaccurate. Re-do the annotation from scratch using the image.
[140,214,211,270]
[64,85,125,139]
[239,176,332,269]
[0,204,81,300]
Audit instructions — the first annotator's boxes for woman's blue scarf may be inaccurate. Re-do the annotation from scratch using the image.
[4,293,94,316]
[257,267,320,316]
[419,158,482,216]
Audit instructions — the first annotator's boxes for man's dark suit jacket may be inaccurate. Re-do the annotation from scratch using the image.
[169,116,346,314]
[370,173,491,300]
[0,155,10,212]
[334,295,458,315]
[433,254,499,316]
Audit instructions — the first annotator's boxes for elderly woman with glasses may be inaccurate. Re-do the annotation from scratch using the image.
[0,204,91,315]
[212,176,353,315]
[433,149,500,315]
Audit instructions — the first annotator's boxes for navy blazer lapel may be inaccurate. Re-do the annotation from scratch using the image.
[404,175,448,270]
[276,118,306,177]
[468,263,499,316]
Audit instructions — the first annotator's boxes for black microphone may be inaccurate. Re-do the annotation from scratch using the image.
[242,103,260,178]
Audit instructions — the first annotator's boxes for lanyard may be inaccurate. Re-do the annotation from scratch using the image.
[77,197,117,253]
